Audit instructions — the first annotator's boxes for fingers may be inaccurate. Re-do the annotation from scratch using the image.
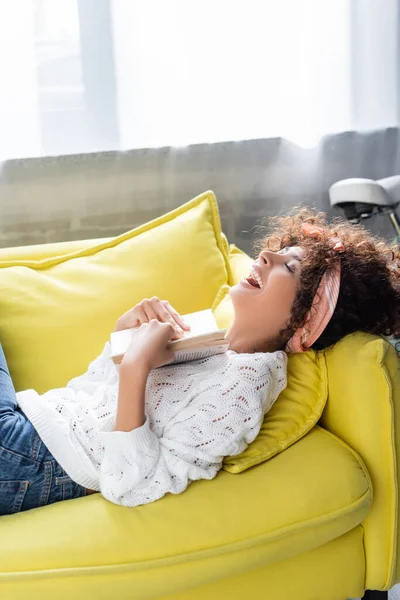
[114,308,141,332]
[162,301,190,331]
[128,298,190,338]
[130,320,177,369]
[148,298,187,338]
[129,306,148,327]
[132,299,156,327]
[147,319,176,340]
[141,302,158,324]
[153,307,184,339]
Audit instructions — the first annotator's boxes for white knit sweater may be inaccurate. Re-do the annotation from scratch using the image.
[17,344,287,507]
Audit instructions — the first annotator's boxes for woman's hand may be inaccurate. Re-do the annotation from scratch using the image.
[115,297,190,339]
[120,320,176,372]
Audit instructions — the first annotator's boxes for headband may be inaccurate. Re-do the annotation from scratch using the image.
[285,223,344,353]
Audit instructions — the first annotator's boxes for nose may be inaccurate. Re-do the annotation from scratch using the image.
[259,250,281,266]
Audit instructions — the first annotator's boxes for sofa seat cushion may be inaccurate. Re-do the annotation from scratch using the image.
[0,427,371,595]
[0,191,231,393]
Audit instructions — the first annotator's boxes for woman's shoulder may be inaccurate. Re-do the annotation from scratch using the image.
[222,351,287,400]
[227,349,287,368]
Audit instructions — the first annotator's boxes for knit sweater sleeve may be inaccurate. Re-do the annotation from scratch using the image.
[98,351,287,507]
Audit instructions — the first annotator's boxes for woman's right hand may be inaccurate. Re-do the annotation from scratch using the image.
[114,297,190,339]
[121,320,176,372]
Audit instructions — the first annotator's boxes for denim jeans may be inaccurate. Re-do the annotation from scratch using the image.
[0,346,87,515]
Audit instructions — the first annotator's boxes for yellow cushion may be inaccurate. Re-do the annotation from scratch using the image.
[211,243,252,330]
[320,332,400,590]
[224,346,327,472]
[212,284,235,331]
[211,284,328,474]
[163,528,366,600]
[0,237,113,262]
[227,243,253,282]
[0,427,371,599]
[0,191,232,393]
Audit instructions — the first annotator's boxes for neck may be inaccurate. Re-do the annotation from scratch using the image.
[226,322,279,354]
[225,325,254,353]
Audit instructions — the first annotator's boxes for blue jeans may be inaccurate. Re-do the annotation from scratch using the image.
[0,346,87,515]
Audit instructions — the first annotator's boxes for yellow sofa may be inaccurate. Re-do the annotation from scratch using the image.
[0,192,398,600]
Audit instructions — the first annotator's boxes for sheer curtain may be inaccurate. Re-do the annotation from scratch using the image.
[0,0,398,160]
[112,0,352,149]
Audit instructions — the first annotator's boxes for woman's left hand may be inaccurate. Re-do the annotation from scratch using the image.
[114,297,190,339]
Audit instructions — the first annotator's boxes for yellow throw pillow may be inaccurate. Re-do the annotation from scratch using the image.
[223,350,327,472]
[211,244,251,330]
[211,284,328,473]
[212,284,235,330]
[227,243,253,283]
[0,191,232,393]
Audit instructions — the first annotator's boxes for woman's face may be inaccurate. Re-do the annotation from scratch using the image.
[227,247,303,352]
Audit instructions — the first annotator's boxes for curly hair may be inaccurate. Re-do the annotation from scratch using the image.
[254,207,400,350]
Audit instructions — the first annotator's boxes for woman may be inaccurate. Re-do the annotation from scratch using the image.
[0,208,399,514]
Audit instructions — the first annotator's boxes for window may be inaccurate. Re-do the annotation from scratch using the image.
[0,0,398,160]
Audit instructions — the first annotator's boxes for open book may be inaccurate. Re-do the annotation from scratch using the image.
[110,309,229,366]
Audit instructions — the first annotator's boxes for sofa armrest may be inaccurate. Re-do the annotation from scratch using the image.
[320,333,400,591]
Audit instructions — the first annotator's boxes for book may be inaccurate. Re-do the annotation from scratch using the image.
[110,309,229,366]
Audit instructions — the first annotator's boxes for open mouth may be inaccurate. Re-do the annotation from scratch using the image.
[245,268,263,289]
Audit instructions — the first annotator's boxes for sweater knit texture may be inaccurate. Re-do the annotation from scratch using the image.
[17,344,287,507]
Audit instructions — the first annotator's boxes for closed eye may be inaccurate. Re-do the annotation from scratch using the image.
[285,263,294,274]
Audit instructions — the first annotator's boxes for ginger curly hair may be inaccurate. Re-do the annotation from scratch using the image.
[255,208,400,350]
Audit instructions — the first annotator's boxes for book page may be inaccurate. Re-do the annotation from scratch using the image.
[110,328,135,359]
